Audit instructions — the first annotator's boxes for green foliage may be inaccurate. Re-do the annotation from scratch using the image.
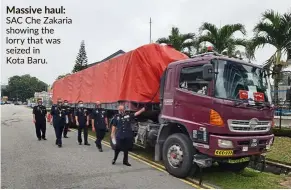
[156,27,195,56]
[272,127,291,137]
[1,74,48,102]
[198,22,246,55]
[72,40,88,73]
[56,73,71,80]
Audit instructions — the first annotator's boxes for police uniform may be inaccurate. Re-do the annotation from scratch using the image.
[63,105,72,138]
[92,108,107,150]
[112,112,135,165]
[33,104,47,140]
[75,107,89,145]
[50,104,66,147]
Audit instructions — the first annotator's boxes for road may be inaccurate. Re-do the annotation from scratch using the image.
[1,105,193,189]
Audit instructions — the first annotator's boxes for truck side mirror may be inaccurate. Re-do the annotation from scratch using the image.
[202,64,214,81]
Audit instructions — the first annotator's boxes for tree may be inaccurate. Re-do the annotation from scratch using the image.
[2,75,48,102]
[56,73,71,80]
[198,22,246,55]
[156,27,195,56]
[253,10,291,104]
[72,40,88,73]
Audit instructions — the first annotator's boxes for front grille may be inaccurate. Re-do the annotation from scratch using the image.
[227,119,271,133]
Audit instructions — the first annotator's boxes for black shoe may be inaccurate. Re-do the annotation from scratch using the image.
[38,138,41,141]
[58,144,62,148]
[42,137,47,140]
[79,142,82,145]
[64,136,69,138]
[123,162,131,166]
[85,143,90,146]
[112,159,116,165]
[98,148,103,152]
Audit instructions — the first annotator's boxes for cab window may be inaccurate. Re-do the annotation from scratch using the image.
[179,65,209,95]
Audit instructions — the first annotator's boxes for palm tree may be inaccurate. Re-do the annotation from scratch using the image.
[156,27,195,56]
[198,22,246,55]
[244,40,256,63]
[253,10,291,104]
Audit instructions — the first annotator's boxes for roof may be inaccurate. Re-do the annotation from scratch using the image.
[88,50,125,67]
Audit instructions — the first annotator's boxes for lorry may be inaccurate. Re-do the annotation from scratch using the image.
[52,43,274,178]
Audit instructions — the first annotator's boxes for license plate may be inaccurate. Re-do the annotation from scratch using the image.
[228,157,250,164]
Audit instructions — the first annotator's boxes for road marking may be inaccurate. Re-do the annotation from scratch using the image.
[70,129,215,189]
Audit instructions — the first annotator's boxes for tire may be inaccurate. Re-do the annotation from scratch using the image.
[162,133,194,178]
[218,161,250,172]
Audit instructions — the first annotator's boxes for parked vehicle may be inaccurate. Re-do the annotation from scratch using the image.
[52,44,274,178]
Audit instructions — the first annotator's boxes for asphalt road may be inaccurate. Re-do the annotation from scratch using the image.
[1,105,193,189]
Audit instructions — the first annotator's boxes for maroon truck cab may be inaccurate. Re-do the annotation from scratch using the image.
[155,52,274,178]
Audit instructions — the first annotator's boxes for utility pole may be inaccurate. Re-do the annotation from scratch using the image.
[149,17,152,43]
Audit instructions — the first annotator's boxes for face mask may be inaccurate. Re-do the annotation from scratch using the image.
[38,102,42,105]
[58,102,62,106]
[79,104,84,107]
[64,103,68,106]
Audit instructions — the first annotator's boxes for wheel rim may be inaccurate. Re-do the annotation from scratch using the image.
[167,144,184,168]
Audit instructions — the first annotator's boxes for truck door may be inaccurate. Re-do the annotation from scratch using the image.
[174,64,212,126]
[161,68,175,117]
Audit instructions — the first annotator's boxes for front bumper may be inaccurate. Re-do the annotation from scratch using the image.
[195,134,274,158]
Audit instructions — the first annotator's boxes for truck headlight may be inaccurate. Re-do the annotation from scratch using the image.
[218,139,233,148]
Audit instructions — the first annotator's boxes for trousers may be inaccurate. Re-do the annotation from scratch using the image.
[78,124,88,143]
[35,121,46,139]
[63,123,70,137]
[95,129,106,148]
[113,138,132,163]
[54,124,64,145]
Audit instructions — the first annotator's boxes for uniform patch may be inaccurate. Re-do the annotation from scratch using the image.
[124,115,130,119]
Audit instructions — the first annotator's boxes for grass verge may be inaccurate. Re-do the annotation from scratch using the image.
[85,129,289,189]
[266,136,291,166]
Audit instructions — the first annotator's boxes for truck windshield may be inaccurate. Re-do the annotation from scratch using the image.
[212,59,272,104]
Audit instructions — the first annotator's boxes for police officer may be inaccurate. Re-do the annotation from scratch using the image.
[63,100,73,138]
[50,98,66,147]
[75,100,90,146]
[32,98,47,141]
[92,101,109,152]
[111,105,145,166]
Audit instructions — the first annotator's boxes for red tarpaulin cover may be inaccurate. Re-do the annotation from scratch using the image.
[52,43,188,104]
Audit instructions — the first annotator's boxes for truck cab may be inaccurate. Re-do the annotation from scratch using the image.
[155,50,274,178]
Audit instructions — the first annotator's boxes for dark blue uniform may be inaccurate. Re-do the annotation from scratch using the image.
[92,108,107,149]
[50,105,66,146]
[33,105,47,140]
[63,106,72,137]
[112,112,135,164]
[75,108,89,144]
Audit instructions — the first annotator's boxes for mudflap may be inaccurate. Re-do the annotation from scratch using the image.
[192,154,213,186]
[249,154,266,172]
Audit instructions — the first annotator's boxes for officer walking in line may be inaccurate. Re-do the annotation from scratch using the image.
[32,98,47,141]
[92,101,109,152]
[75,100,90,146]
[111,104,146,166]
[63,100,73,138]
[50,98,66,147]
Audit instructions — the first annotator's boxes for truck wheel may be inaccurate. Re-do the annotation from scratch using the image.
[218,161,250,172]
[162,133,194,178]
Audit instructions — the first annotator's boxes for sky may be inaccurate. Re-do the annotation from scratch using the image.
[1,0,290,86]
